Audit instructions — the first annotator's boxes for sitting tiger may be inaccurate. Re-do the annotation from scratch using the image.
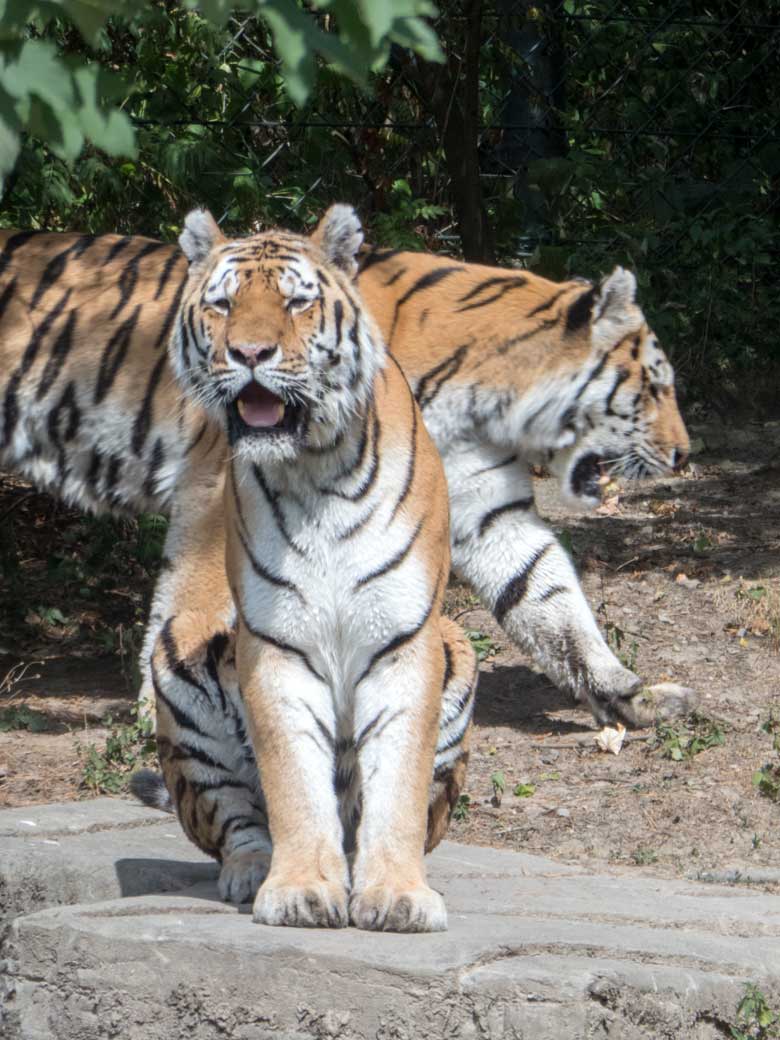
[0,221,692,728]
[134,205,477,930]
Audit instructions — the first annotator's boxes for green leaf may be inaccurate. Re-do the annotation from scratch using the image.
[513,783,536,798]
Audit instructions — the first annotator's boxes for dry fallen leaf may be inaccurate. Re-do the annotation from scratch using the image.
[595,723,627,755]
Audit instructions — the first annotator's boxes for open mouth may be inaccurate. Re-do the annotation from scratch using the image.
[570,451,609,500]
[226,382,307,443]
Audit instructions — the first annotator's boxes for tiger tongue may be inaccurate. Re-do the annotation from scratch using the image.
[237,383,285,428]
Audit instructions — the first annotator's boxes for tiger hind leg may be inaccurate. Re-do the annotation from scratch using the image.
[149,613,271,905]
[427,615,478,853]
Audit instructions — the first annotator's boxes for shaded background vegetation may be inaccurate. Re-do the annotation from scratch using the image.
[2,0,778,408]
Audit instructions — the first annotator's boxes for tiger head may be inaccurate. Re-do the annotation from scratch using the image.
[172,205,384,464]
[544,267,689,507]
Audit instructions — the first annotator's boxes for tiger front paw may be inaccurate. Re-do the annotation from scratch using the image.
[218,848,271,904]
[350,883,447,933]
[252,878,349,928]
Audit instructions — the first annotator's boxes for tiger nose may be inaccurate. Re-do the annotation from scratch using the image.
[672,448,689,471]
[228,344,278,367]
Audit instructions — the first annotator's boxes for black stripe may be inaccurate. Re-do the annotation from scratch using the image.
[0,231,36,277]
[356,574,441,687]
[103,236,132,265]
[154,248,183,300]
[110,241,166,321]
[388,382,418,524]
[170,741,234,773]
[35,310,77,400]
[321,411,380,502]
[354,518,424,590]
[388,266,462,343]
[142,436,165,500]
[0,276,17,323]
[337,503,378,541]
[472,454,517,477]
[565,287,597,334]
[383,267,407,286]
[152,665,211,740]
[494,544,554,626]
[333,298,343,344]
[152,273,187,350]
[159,618,209,697]
[240,610,325,683]
[2,288,72,447]
[538,584,568,603]
[442,641,454,692]
[455,279,529,313]
[492,317,559,359]
[457,275,520,304]
[526,288,569,318]
[104,455,122,492]
[93,305,142,404]
[478,497,534,537]
[572,338,630,403]
[183,419,209,457]
[131,352,169,456]
[234,520,304,600]
[30,244,76,309]
[252,464,303,556]
[86,449,102,491]
[415,344,469,410]
[357,247,402,273]
[605,366,630,416]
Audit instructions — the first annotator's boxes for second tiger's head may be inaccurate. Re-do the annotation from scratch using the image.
[172,204,384,463]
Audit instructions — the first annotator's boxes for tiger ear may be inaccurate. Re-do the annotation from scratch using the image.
[594,267,637,323]
[311,204,363,277]
[179,209,225,267]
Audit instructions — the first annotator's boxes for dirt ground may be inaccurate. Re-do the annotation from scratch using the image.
[1,418,779,883]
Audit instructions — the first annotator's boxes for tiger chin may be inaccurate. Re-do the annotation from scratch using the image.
[147,205,478,932]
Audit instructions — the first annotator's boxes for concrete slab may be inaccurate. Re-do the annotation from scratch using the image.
[0,799,216,924]
[2,801,779,1039]
[0,800,580,925]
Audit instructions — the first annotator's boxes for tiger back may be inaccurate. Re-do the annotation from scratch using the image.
[0,226,692,729]
[147,204,478,931]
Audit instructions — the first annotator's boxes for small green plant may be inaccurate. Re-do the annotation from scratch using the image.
[135,514,169,569]
[465,630,500,662]
[655,712,726,761]
[513,782,536,798]
[693,530,714,554]
[490,770,505,806]
[80,710,156,795]
[730,983,779,1040]
[0,703,50,732]
[453,793,471,822]
[753,711,780,803]
[631,847,658,866]
[605,620,639,672]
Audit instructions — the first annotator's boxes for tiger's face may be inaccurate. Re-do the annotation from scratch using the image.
[548,268,689,507]
[172,205,383,464]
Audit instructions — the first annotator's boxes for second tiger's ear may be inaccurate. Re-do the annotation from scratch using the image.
[179,209,225,268]
[311,204,364,278]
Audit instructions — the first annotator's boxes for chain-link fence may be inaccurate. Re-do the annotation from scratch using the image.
[2,1,777,396]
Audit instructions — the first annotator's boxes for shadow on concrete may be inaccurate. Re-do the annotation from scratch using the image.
[115,857,218,899]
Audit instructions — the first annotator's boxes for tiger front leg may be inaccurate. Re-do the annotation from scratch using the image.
[349,633,449,933]
[445,447,644,726]
[237,630,350,929]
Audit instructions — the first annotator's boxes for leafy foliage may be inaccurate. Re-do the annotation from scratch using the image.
[753,711,780,803]
[654,713,727,762]
[731,983,779,1040]
[1,1,776,399]
[79,708,156,794]
[0,0,441,186]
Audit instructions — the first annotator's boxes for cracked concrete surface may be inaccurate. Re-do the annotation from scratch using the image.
[2,800,779,1038]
